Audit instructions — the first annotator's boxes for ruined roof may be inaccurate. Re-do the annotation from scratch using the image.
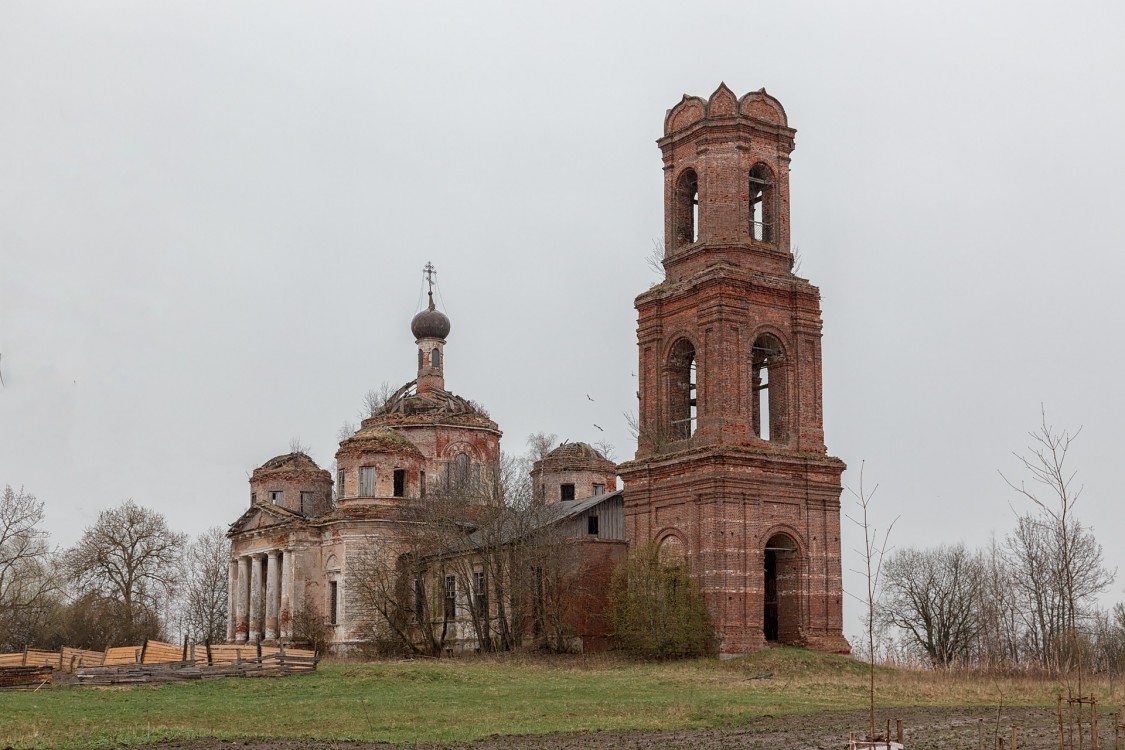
[543,441,609,462]
[256,452,323,473]
[338,426,425,458]
[534,441,616,472]
[363,380,497,430]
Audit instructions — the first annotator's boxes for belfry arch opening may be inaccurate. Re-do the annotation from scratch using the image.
[674,169,699,248]
[763,533,800,643]
[668,338,697,440]
[752,334,788,443]
[749,163,774,243]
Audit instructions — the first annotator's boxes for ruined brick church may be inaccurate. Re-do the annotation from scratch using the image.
[227,84,849,657]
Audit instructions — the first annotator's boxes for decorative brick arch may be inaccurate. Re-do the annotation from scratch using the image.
[749,328,791,444]
[673,168,699,248]
[655,529,688,566]
[760,526,806,644]
[664,337,699,440]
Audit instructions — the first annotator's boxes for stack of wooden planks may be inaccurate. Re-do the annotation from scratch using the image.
[0,665,53,690]
[0,642,321,685]
[75,649,319,686]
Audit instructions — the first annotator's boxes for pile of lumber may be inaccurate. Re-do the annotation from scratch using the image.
[75,649,319,686]
[0,665,53,691]
[0,641,320,685]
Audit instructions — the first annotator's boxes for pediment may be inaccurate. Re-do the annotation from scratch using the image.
[227,502,304,536]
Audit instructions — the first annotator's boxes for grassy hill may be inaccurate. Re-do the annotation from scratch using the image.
[0,648,1097,749]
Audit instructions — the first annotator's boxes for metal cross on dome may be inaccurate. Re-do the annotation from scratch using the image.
[423,262,437,295]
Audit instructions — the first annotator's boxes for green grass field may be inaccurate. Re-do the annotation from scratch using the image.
[0,648,1099,749]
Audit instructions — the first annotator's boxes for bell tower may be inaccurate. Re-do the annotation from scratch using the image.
[619,84,850,655]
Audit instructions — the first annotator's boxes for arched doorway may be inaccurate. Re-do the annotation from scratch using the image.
[763,533,800,643]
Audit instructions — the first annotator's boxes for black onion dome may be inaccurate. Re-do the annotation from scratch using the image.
[410,293,451,340]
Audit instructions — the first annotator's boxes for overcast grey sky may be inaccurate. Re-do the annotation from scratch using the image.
[2,1,1123,644]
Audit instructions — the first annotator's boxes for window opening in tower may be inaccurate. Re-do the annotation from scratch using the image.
[749,166,773,242]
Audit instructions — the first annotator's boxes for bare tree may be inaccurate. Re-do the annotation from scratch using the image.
[361,381,395,419]
[65,500,188,644]
[846,463,897,742]
[1001,409,1114,684]
[288,437,312,455]
[592,439,617,463]
[290,596,330,654]
[352,450,586,656]
[974,534,1022,670]
[336,421,357,442]
[0,485,58,649]
[879,544,984,668]
[526,432,558,461]
[645,237,666,282]
[181,527,229,644]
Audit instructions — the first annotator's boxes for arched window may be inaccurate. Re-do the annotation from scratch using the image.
[752,334,788,443]
[418,348,424,370]
[674,169,699,248]
[431,348,441,369]
[667,338,697,439]
[749,163,774,242]
[455,452,470,487]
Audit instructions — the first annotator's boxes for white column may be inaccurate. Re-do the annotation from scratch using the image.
[236,556,250,642]
[265,550,280,640]
[249,553,264,642]
[226,559,238,642]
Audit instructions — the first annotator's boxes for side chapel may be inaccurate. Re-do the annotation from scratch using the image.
[226,85,849,656]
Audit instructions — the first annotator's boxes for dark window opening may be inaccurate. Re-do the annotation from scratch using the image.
[418,348,424,370]
[337,469,345,499]
[268,490,282,504]
[752,334,788,443]
[444,575,456,621]
[587,515,599,536]
[420,470,426,499]
[393,469,405,498]
[473,571,487,617]
[749,163,775,242]
[329,581,338,625]
[250,492,257,505]
[763,550,777,641]
[668,338,697,439]
[300,491,314,515]
[764,534,799,643]
[413,578,425,620]
[592,482,606,495]
[674,169,699,247]
[431,348,441,368]
[560,483,575,501]
[359,467,376,497]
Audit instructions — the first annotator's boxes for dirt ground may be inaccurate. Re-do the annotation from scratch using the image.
[131,706,1112,750]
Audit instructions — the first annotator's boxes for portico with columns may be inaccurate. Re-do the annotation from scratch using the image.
[227,549,292,642]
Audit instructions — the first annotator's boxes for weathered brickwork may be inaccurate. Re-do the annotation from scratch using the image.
[532,442,618,505]
[227,85,847,657]
[620,84,850,656]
